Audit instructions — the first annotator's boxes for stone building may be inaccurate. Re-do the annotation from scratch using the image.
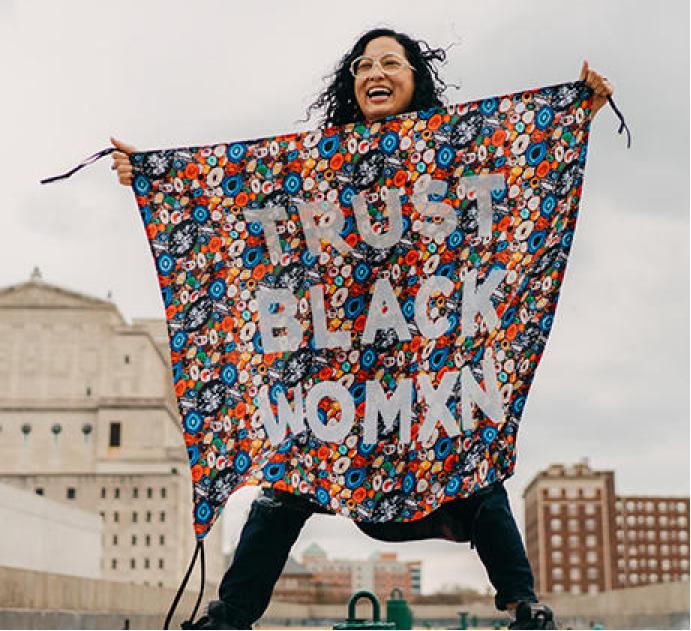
[0,269,223,588]
[523,461,689,595]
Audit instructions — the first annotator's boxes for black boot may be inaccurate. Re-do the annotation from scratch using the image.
[508,601,556,630]
[180,600,252,630]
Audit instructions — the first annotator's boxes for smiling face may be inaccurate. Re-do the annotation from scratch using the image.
[354,36,415,123]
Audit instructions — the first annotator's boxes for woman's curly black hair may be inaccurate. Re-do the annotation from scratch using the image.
[306,28,449,127]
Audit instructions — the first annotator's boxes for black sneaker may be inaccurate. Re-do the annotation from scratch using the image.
[508,602,556,630]
[180,600,252,630]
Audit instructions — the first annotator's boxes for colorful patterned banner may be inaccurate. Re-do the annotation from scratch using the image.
[131,81,592,538]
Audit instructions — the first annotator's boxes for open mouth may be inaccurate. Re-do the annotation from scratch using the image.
[366,86,392,102]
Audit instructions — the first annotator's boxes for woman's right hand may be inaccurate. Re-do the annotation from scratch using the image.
[111,137,137,186]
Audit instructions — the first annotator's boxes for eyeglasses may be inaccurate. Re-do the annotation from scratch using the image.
[349,52,415,78]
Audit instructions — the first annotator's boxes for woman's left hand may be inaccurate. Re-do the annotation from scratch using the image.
[580,60,614,118]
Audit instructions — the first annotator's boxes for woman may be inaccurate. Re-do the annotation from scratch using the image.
[113,28,613,630]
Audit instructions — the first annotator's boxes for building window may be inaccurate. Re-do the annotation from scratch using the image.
[144,558,150,569]
[114,511,119,523]
[111,559,117,570]
[677,502,687,513]
[146,511,152,523]
[585,504,596,515]
[161,488,167,499]
[588,584,599,594]
[35,488,44,496]
[160,511,166,523]
[109,422,121,447]
[586,535,596,547]
[587,567,599,579]
[66,488,76,500]
[101,487,106,499]
[568,519,578,531]
[570,584,581,594]
[551,519,561,530]
[586,551,597,563]
[569,535,579,548]
[132,511,138,523]
[629,559,638,569]
[114,487,120,499]
[658,502,667,511]
[550,504,561,515]
[160,535,165,546]
[124,354,130,364]
[567,504,578,516]
[133,488,139,499]
[551,551,562,563]
[113,535,118,546]
[570,568,581,580]
[159,559,164,570]
[130,558,136,569]
[552,567,563,580]
[145,535,151,547]
[548,488,562,498]
[551,535,562,547]
[132,535,137,546]
[586,519,596,530]
[553,584,563,593]
[569,551,580,564]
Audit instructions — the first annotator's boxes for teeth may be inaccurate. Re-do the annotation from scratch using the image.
[368,88,391,98]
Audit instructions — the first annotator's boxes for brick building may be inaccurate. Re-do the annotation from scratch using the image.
[614,495,689,587]
[524,461,689,595]
[300,543,421,603]
[274,556,317,602]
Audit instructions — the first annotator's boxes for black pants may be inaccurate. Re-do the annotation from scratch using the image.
[218,483,537,626]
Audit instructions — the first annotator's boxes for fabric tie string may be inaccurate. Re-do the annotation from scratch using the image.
[164,540,205,630]
[607,95,631,148]
[39,146,115,184]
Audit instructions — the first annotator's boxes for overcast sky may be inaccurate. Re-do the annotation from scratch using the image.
[1,0,688,594]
